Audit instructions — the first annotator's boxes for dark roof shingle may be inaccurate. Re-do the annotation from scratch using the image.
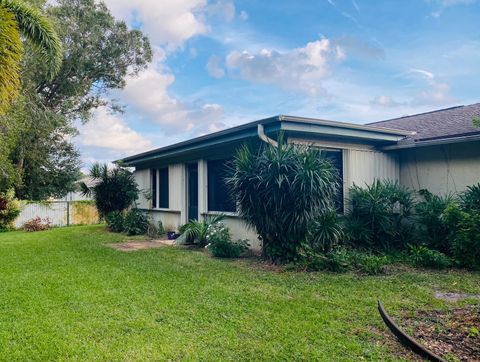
[368,103,480,141]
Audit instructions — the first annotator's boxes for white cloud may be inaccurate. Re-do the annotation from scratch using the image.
[239,10,249,20]
[77,108,152,155]
[206,55,225,78]
[408,68,435,80]
[207,0,235,21]
[225,38,345,96]
[428,0,476,17]
[371,95,403,107]
[103,0,209,49]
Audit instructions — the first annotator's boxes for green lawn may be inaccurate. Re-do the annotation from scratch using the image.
[0,225,478,361]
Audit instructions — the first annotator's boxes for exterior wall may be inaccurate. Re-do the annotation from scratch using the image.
[149,210,182,232]
[134,168,150,209]
[219,215,261,251]
[399,141,480,195]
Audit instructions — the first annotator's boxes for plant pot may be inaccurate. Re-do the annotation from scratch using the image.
[167,231,176,240]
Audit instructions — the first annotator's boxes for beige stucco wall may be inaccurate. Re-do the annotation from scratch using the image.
[399,141,480,195]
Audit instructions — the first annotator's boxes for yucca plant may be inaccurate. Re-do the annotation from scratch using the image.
[346,180,414,251]
[177,214,225,247]
[306,209,344,253]
[80,163,139,218]
[460,183,480,213]
[226,136,339,261]
[0,0,62,114]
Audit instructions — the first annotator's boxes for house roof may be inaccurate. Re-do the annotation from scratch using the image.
[119,115,412,166]
[368,103,480,141]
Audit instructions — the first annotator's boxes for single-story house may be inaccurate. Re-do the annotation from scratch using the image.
[119,103,480,249]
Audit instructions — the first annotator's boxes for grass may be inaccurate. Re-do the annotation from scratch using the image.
[0,225,479,361]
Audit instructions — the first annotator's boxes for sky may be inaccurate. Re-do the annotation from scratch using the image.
[75,0,480,169]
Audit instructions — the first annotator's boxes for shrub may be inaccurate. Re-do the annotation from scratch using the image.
[80,163,139,218]
[227,137,339,262]
[105,211,124,233]
[460,183,480,213]
[176,214,225,246]
[0,190,21,231]
[448,208,480,270]
[346,180,414,251]
[354,253,389,275]
[306,209,344,253]
[408,245,453,269]
[206,222,249,258]
[23,217,52,232]
[415,189,457,254]
[123,208,149,236]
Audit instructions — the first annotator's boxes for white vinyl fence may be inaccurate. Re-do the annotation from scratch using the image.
[14,201,99,229]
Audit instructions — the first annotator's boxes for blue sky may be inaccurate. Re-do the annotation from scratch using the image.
[75,0,480,168]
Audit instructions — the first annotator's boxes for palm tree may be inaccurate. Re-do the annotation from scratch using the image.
[0,0,62,115]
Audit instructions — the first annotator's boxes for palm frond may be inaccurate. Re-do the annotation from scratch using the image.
[1,0,62,79]
[0,7,22,115]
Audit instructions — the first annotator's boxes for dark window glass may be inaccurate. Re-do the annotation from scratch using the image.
[208,159,236,212]
[159,167,169,209]
[151,169,157,208]
[323,150,344,212]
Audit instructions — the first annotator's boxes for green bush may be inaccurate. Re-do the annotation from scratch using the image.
[460,183,480,213]
[346,180,414,251]
[206,222,249,258]
[0,190,21,231]
[176,214,225,246]
[105,211,124,233]
[227,136,339,262]
[123,208,149,236]
[306,209,344,253]
[408,245,453,269]
[415,189,457,254]
[447,207,480,270]
[80,163,139,218]
[354,253,389,275]
[146,220,165,238]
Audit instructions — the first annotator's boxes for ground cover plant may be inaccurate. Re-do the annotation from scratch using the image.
[0,225,479,361]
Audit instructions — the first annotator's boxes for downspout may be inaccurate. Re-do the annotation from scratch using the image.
[257,124,278,147]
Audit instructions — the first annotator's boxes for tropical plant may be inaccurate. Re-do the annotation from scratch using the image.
[177,214,225,247]
[445,205,480,270]
[408,244,453,269]
[80,163,139,218]
[0,0,61,114]
[206,222,249,258]
[123,208,149,236]
[227,137,339,261]
[415,189,457,253]
[460,183,480,213]
[306,209,344,253]
[0,189,20,231]
[105,211,124,233]
[346,180,414,251]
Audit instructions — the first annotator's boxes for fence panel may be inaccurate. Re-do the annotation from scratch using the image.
[14,201,99,229]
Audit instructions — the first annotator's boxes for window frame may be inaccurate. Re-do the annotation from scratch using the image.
[158,167,169,209]
[207,158,236,213]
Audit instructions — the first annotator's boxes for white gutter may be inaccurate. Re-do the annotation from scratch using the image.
[257,124,278,147]
[381,133,480,151]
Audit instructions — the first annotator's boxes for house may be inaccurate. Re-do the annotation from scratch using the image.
[119,103,480,249]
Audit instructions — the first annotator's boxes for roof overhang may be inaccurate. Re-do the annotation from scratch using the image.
[118,115,414,167]
[380,133,480,151]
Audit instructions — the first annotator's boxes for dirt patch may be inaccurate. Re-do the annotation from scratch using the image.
[400,305,480,361]
[435,292,480,302]
[109,239,175,252]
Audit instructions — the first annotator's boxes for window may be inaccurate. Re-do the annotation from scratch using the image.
[323,150,344,212]
[150,169,157,208]
[208,159,236,212]
[159,167,169,209]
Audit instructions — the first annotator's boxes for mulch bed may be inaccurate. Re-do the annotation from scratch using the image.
[400,305,480,361]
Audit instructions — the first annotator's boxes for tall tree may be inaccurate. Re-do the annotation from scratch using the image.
[0,0,61,114]
[0,0,152,199]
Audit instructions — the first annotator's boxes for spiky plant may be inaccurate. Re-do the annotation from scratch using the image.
[177,214,225,247]
[227,137,339,261]
[0,0,62,114]
[80,163,139,218]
